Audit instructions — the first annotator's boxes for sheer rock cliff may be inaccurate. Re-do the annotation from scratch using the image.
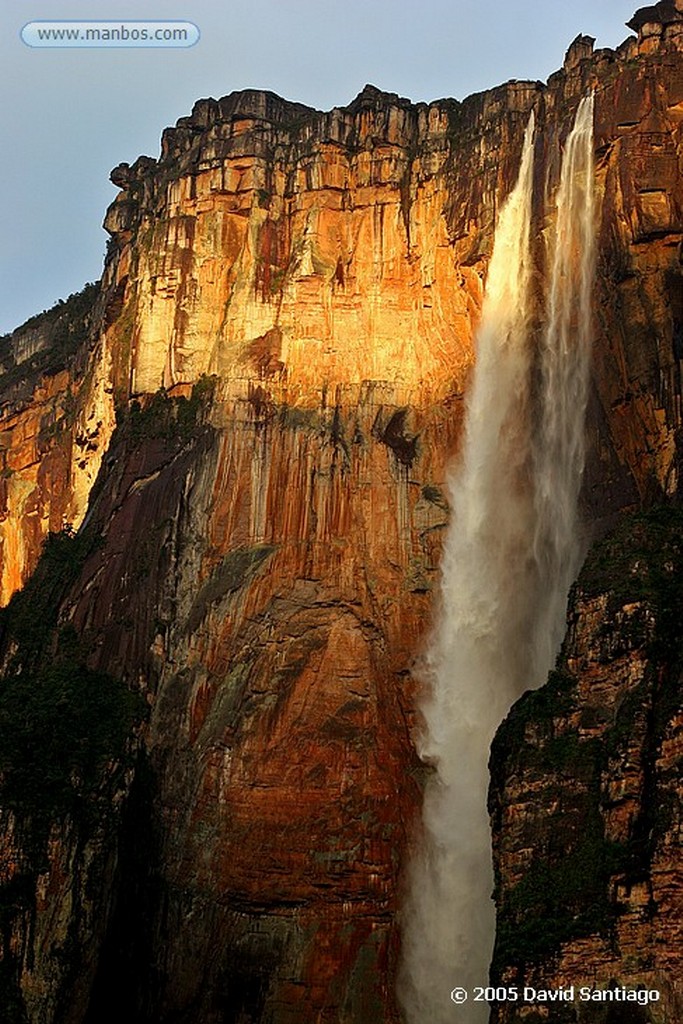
[490,507,683,1022]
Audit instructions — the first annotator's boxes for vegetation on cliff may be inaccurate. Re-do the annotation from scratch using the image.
[0,282,99,393]
[0,531,143,830]
[123,374,217,442]
[0,527,145,1018]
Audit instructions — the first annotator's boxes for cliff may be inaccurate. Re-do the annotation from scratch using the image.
[489,506,683,1022]
[0,7,681,1022]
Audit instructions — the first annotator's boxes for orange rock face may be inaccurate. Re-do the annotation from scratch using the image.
[0,287,116,604]
[104,87,494,400]
[58,382,455,1021]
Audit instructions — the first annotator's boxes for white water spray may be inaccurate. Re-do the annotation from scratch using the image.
[533,95,596,667]
[399,95,595,1024]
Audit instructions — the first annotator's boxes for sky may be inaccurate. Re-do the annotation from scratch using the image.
[1,0,639,334]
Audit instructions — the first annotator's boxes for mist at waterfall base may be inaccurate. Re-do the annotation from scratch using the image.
[398,95,595,1024]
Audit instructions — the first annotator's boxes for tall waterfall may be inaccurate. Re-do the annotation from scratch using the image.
[532,95,596,671]
[398,95,595,1024]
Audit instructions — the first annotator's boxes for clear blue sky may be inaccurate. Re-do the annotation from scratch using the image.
[1,0,638,334]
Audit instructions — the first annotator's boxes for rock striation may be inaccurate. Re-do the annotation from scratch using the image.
[0,6,681,1022]
[490,507,683,1022]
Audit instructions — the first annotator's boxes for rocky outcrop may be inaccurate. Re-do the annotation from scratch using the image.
[0,6,681,1022]
[0,285,116,605]
[627,0,683,54]
[489,506,683,1022]
[100,84,489,400]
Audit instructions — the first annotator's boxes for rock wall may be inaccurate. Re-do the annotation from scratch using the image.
[0,285,115,605]
[489,507,683,1023]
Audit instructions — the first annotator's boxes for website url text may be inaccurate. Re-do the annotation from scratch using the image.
[21,21,200,49]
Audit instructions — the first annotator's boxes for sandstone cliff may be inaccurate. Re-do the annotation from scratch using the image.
[490,506,683,1022]
[0,7,681,1022]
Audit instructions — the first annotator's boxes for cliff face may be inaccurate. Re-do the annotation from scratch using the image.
[0,10,682,1023]
[489,507,683,1022]
[0,285,113,605]
[104,88,486,399]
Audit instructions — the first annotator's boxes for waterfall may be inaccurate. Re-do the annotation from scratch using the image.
[398,95,595,1024]
[532,95,595,671]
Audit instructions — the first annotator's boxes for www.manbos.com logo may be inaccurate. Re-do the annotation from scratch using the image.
[21,21,200,48]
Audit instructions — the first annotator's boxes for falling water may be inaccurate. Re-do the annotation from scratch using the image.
[532,94,596,668]
[399,95,595,1024]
